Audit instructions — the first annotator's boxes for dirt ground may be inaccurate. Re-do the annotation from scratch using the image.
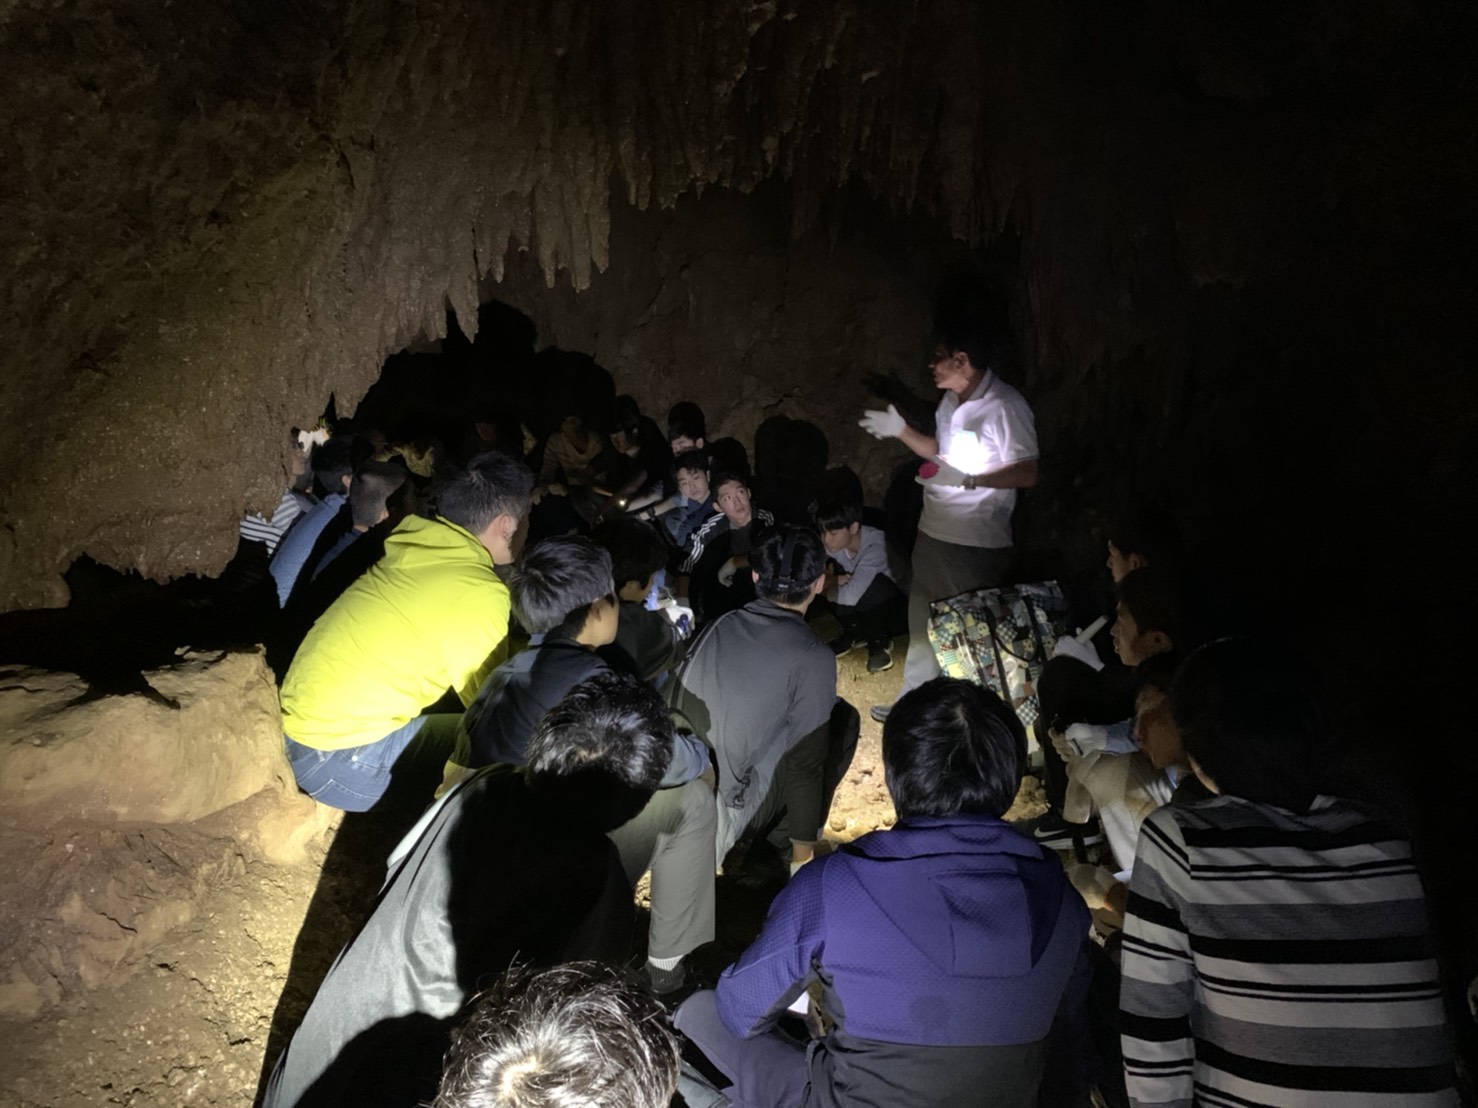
[0,643,1050,1108]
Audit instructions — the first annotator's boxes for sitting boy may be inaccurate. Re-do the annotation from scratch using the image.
[445,536,717,998]
[591,517,685,685]
[681,469,776,625]
[814,490,906,673]
[1032,507,1180,849]
[262,674,672,1108]
[1120,639,1457,1107]
[667,525,858,874]
[674,677,1089,1108]
[623,449,716,555]
[1052,565,1184,871]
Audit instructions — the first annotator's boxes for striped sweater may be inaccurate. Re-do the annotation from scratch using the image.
[1120,795,1456,1108]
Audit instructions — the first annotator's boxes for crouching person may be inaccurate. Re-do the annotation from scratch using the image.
[675,677,1090,1108]
[261,674,674,1108]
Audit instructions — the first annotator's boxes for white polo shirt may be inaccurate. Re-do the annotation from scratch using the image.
[919,371,1038,549]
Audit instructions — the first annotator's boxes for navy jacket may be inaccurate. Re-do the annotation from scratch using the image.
[716,815,1090,1108]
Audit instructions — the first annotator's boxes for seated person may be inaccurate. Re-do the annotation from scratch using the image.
[304,459,410,583]
[431,963,680,1108]
[445,537,716,997]
[667,526,858,874]
[667,400,749,477]
[1120,638,1457,1107]
[592,395,672,519]
[1062,651,1211,915]
[681,469,775,625]
[269,436,355,605]
[1053,565,1183,871]
[592,517,685,684]
[261,674,672,1108]
[674,677,1090,1108]
[530,405,606,535]
[814,490,906,674]
[241,426,321,557]
[1032,507,1181,849]
[627,450,716,555]
[278,451,531,812]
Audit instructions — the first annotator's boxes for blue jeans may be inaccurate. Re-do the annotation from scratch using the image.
[284,713,461,813]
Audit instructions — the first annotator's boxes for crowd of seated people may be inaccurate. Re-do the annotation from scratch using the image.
[251,328,1461,1107]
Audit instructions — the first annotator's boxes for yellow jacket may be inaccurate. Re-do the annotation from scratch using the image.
[281,514,510,750]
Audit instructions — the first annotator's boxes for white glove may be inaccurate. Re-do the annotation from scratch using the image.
[1064,722,1110,756]
[859,404,905,440]
[915,461,969,488]
[1051,635,1104,671]
[1066,863,1121,910]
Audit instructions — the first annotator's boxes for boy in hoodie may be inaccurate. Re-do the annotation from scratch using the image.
[279,451,532,812]
[674,677,1089,1108]
[444,535,717,998]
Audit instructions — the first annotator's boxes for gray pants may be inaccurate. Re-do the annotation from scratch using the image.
[900,533,1012,696]
[674,989,810,1108]
[608,778,717,961]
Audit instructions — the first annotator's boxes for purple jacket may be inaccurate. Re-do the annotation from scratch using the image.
[716,815,1089,1108]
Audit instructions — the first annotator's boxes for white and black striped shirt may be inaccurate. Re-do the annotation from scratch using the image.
[680,508,775,574]
[1120,795,1456,1108]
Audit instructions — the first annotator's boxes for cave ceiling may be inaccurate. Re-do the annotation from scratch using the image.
[0,0,1472,609]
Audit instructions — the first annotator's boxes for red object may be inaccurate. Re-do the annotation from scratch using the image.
[918,462,939,479]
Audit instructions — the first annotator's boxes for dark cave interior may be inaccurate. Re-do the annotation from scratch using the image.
[0,0,1476,1101]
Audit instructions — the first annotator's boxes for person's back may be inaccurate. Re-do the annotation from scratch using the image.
[1119,639,1456,1107]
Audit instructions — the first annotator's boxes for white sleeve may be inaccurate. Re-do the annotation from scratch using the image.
[988,391,1039,466]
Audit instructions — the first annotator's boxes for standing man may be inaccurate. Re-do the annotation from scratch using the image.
[860,320,1038,721]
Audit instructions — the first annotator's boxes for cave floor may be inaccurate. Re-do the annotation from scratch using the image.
[0,645,1047,1108]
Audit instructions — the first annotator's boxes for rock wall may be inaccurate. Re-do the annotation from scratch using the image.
[2,0,1473,613]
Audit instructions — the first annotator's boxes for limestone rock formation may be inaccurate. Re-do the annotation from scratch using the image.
[2,0,1471,611]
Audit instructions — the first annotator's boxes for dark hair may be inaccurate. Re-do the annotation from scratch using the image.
[510,537,615,637]
[311,436,355,494]
[592,517,667,592]
[613,395,643,437]
[1171,638,1325,813]
[709,468,748,497]
[1108,506,1182,568]
[524,673,675,829]
[812,494,861,533]
[437,451,535,536]
[435,962,679,1108]
[1117,565,1182,646]
[348,460,409,529]
[750,525,826,605]
[1135,649,1181,696]
[671,449,709,479]
[883,677,1025,819]
[933,316,997,375]
[665,401,706,444]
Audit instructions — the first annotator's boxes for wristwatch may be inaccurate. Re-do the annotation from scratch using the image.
[962,474,978,490]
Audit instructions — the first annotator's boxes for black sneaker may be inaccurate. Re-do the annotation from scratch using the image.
[869,704,891,724]
[831,633,860,656]
[865,641,894,673]
[648,959,688,998]
[1031,811,1104,849]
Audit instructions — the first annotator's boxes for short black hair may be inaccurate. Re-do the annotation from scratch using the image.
[591,517,667,592]
[437,450,534,536]
[812,494,861,533]
[434,962,679,1108]
[666,401,706,443]
[524,673,675,830]
[1117,565,1182,646]
[613,395,643,437]
[1108,506,1182,568]
[348,460,409,529]
[750,525,826,605]
[883,677,1025,819]
[671,449,709,478]
[510,537,615,637]
[1171,638,1326,813]
[1135,649,1182,696]
[933,316,997,375]
[311,436,355,494]
[709,467,748,497]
